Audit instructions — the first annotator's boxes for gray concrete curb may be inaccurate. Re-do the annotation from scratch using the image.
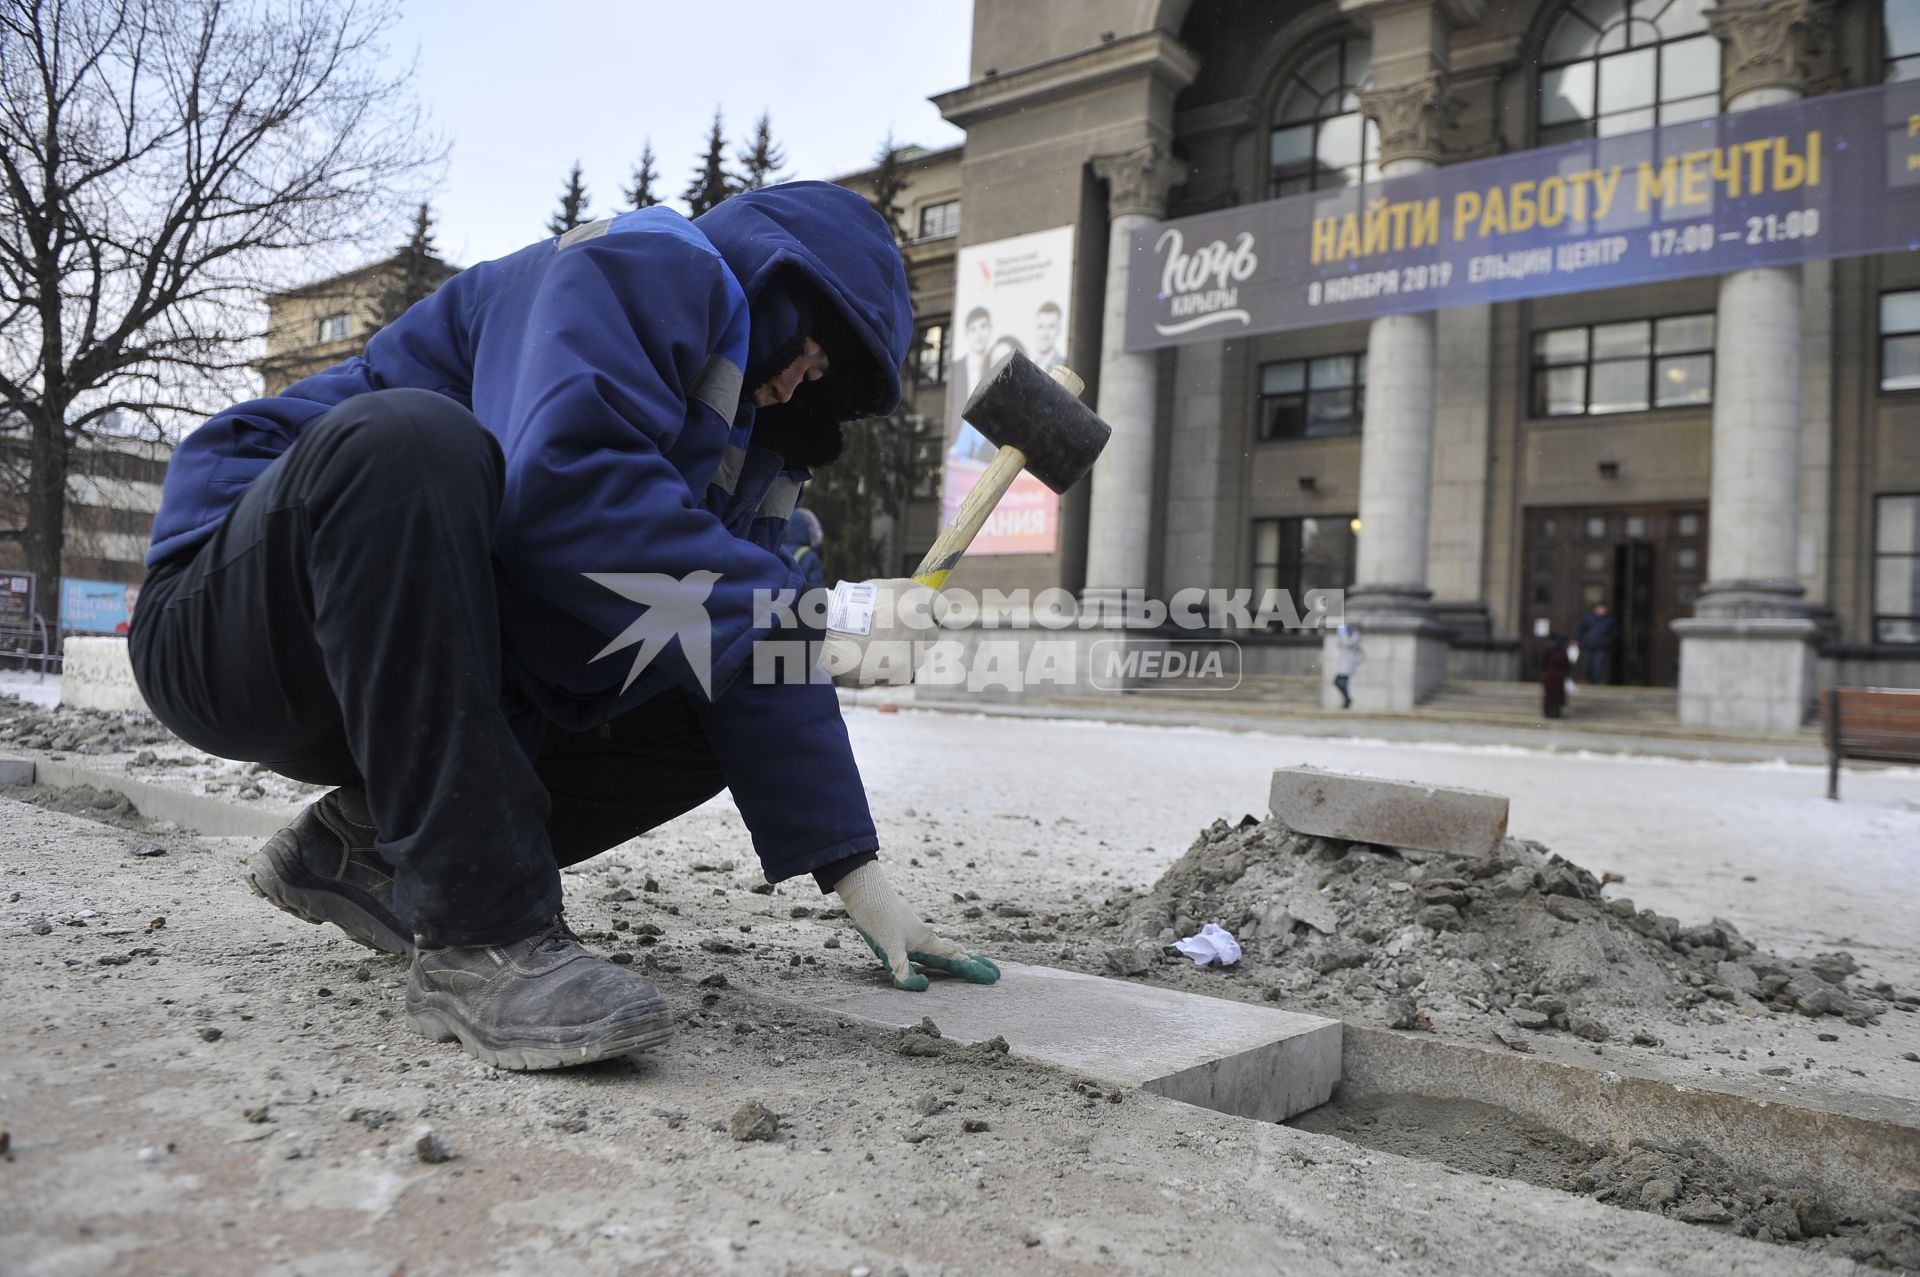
[10,757,298,837]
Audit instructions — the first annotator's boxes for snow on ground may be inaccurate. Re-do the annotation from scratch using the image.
[840,708,1920,990]
[0,668,61,708]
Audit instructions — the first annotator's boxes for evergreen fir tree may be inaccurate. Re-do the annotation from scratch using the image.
[684,108,737,216]
[625,140,662,209]
[546,161,591,235]
[802,133,931,580]
[375,201,448,329]
[735,110,788,191]
[865,131,911,244]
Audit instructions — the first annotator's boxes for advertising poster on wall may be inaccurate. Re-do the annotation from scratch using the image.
[60,579,140,634]
[944,225,1075,555]
[1,571,33,631]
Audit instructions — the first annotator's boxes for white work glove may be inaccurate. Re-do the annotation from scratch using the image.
[818,577,944,687]
[834,861,1000,992]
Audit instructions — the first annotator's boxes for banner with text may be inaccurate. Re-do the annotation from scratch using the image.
[60,578,139,634]
[1126,79,1920,350]
[946,225,1076,555]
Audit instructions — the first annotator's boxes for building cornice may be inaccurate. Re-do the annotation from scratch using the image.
[933,29,1202,133]
[1337,0,1486,28]
[1175,96,1262,140]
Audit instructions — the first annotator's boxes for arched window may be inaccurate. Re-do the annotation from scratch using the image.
[1269,37,1378,198]
[1538,0,1720,145]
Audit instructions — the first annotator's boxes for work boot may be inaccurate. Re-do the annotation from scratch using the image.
[405,917,674,1070]
[245,787,411,956]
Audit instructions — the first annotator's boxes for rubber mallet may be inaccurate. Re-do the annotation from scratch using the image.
[912,351,1112,589]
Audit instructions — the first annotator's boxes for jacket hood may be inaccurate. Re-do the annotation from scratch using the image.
[694,181,912,419]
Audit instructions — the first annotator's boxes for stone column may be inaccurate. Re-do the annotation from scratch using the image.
[1325,76,1458,711]
[1676,0,1828,734]
[1084,144,1179,615]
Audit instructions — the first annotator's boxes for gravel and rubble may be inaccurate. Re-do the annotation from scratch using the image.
[1074,815,1917,1054]
[0,696,323,807]
[0,698,172,755]
[14,799,1863,1276]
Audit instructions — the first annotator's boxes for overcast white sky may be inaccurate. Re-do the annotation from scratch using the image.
[384,0,975,266]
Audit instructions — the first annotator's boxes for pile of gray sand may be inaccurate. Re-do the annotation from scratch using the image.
[1088,815,1915,1045]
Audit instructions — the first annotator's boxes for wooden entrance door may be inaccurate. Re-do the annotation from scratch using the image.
[1521,504,1707,686]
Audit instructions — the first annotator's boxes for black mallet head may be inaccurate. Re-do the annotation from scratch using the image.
[959,350,1112,493]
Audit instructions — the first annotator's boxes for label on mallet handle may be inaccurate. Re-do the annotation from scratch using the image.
[827,580,877,636]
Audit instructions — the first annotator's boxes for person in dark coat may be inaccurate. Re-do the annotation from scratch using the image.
[1541,632,1572,719]
[781,507,826,590]
[129,182,997,1073]
[1576,602,1617,685]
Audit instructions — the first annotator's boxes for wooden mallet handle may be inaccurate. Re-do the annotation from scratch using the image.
[912,366,1085,590]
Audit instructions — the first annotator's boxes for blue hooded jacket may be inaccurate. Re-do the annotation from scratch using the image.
[147,182,912,879]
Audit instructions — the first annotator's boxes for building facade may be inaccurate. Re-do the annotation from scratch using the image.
[0,432,169,587]
[896,0,1920,732]
[258,251,458,395]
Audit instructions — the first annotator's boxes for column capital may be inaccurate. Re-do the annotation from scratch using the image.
[1091,144,1181,220]
[1705,0,1831,103]
[1356,75,1457,168]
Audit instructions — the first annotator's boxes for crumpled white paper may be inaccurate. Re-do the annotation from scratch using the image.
[1171,922,1242,967]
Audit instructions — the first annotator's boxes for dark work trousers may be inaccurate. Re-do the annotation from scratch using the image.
[129,390,728,948]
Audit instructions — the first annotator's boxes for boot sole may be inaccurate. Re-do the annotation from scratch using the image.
[404,994,675,1071]
[246,838,412,957]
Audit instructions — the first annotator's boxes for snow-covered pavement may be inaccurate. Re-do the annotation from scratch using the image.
[0,668,61,708]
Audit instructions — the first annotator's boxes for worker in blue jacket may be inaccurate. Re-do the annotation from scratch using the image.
[129,182,997,1072]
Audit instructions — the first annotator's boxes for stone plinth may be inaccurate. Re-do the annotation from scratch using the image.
[1674,615,1818,735]
[59,637,149,715]
[1321,607,1451,711]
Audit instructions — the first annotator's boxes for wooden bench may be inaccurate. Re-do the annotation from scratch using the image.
[1823,687,1920,800]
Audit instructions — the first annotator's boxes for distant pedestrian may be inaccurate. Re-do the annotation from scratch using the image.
[1576,602,1617,685]
[1541,632,1572,719]
[1332,622,1363,709]
[781,507,825,590]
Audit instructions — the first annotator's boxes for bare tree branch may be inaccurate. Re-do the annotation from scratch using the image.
[0,0,443,607]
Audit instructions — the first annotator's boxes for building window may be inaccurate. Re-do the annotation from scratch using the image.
[316,312,352,343]
[917,200,960,240]
[1269,37,1378,198]
[1258,354,1366,440]
[1890,0,1920,81]
[914,322,948,385]
[1252,517,1358,611]
[910,420,943,498]
[1538,0,1720,146]
[1881,291,1920,392]
[1531,313,1714,417]
[1875,495,1920,643]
